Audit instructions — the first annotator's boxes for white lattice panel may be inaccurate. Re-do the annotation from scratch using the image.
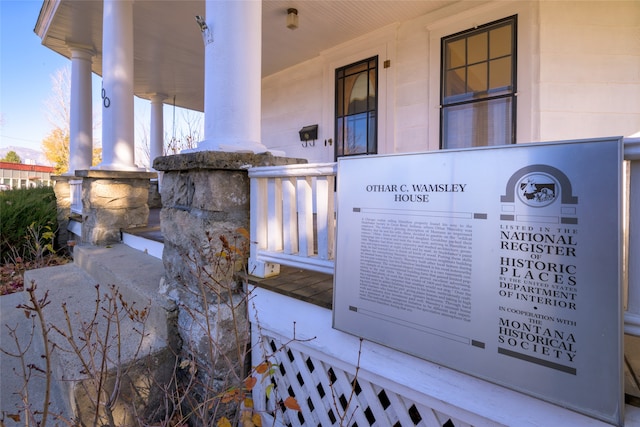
[255,335,474,427]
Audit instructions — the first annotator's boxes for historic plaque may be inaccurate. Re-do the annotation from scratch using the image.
[333,138,624,425]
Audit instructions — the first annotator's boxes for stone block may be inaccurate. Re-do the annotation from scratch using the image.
[160,170,249,213]
[161,208,244,298]
[87,180,149,209]
[83,226,121,246]
[192,170,249,211]
[159,172,193,209]
[53,178,71,207]
[83,206,147,229]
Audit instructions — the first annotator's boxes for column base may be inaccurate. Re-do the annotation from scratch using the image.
[91,163,146,172]
[188,138,285,157]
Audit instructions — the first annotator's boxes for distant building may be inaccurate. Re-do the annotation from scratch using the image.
[0,161,54,190]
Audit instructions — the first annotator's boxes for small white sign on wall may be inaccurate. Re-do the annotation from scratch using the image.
[333,137,624,426]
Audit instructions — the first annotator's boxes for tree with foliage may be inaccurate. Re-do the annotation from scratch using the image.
[42,128,69,174]
[1,150,22,163]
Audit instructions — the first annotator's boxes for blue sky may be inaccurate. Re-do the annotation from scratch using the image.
[0,0,72,151]
[0,0,202,164]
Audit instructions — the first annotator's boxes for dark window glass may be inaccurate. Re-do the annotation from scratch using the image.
[335,57,378,158]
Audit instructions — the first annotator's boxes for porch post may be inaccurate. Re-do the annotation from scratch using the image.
[96,0,137,170]
[149,94,166,170]
[195,0,268,153]
[67,45,94,174]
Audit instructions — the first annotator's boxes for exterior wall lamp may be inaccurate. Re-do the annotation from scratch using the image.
[287,8,299,30]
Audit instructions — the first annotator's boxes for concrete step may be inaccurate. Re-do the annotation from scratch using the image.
[1,244,176,425]
[73,243,174,315]
[121,230,164,259]
[0,290,69,424]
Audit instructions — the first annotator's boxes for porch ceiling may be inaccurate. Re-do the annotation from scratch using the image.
[34,0,455,112]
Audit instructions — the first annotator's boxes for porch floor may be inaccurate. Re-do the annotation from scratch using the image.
[247,267,333,309]
[124,208,163,242]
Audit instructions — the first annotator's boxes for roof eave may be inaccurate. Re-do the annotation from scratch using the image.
[34,0,61,42]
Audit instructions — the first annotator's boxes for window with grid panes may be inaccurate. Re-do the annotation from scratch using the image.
[335,56,378,158]
[441,16,517,149]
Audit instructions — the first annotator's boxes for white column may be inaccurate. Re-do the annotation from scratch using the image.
[149,94,166,170]
[67,45,94,174]
[195,0,268,153]
[96,0,137,170]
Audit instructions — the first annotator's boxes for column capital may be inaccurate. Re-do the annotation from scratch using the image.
[66,42,96,58]
[149,93,168,103]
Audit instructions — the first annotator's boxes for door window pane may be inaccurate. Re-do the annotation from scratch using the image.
[335,57,378,158]
[348,74,370,114]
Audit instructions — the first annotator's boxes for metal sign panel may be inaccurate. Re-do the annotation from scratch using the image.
[333,138,624,425]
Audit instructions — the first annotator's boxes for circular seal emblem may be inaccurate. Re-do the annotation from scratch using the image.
[516,172,559,207]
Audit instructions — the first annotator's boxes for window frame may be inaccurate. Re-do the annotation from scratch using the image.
[439,15,518,149]
[334,56,379,159]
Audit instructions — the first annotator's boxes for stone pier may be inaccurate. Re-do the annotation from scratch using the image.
[51,175,72,249]
[153,151,304,416]
[76,170,157,245]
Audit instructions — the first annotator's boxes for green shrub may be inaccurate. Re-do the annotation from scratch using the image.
[0,187,57,262]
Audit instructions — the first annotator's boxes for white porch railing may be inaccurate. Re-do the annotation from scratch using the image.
[248,163,337,277]
[69,178,83,215]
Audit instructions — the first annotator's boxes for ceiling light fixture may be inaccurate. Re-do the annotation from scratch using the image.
[286,8,298,30]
